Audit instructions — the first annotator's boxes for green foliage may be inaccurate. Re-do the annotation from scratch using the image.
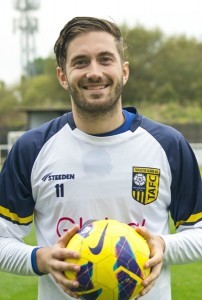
[19,74,68,107]
[34,56,56,76]
[0,84,25,126]
[136,101,202,124]
[18,56,70,108]
[122,26,165,103]
[121,25,202,106]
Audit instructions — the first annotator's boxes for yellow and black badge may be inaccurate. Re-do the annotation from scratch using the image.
[132,167,160,205]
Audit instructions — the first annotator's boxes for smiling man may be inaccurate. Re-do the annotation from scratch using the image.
[0,16,202,300]
[56,27,129,134]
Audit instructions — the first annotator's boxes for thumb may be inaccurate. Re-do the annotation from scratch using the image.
[57,224,80,247]
[135,226,151,241]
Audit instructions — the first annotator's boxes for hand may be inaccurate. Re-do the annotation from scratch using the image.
[135,227,165,297]
[36,225,81,298]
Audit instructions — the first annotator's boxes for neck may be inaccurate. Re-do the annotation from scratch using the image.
[72,102,124,135]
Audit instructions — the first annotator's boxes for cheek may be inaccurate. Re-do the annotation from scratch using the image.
[67,69,84,86]
[109,65,124,79]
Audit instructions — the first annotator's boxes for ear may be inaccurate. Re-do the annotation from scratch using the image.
[56,67,68,90]
[122,61,129,85]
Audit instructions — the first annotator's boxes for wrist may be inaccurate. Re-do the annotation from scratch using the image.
[31,247,47,276]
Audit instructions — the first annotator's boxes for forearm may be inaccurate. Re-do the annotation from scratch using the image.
[162,228,202,265]
[0,237,36,275]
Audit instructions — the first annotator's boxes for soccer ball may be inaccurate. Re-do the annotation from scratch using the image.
[65,219,150,300]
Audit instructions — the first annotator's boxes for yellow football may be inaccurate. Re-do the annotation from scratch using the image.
[65,219,150,300]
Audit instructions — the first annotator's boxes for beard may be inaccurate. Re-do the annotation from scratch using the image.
[68,78,124,119]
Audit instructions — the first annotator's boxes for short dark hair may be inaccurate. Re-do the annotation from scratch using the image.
[54,16,126,71]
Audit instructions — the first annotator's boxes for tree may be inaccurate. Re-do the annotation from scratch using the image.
[121,25,202,106]
[122,25,165,104]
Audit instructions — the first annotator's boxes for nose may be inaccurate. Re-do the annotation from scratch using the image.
[85,61,103,80]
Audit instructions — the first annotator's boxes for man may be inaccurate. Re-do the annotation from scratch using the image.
[0,16,202,300]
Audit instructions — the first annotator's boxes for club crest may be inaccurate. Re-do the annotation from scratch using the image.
[132,167,160,205]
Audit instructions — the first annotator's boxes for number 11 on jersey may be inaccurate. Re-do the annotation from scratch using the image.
[55,183,64,197]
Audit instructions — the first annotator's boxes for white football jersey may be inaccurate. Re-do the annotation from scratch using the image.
[0,107,202,300]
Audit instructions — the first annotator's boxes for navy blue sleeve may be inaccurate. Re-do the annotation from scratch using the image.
[0,113,68,225]
[0,136,35,225]
[141,117,202,228]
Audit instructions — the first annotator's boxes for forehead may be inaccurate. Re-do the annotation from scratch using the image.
[66,31,120,61]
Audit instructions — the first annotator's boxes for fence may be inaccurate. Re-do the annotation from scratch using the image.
[0,144,10,167]
[0,131,25,168]
[190,143,202,166]
[172,123,202,143]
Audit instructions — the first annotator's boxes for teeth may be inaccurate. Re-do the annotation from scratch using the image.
[85,85,106,90]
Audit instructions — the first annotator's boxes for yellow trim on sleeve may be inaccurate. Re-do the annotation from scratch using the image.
[0,205,33,225]
[176,212,202,228]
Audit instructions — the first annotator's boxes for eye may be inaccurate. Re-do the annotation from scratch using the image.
[99,56,113,65]
[73,59,89,68]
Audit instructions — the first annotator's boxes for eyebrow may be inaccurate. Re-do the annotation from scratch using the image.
[70,55,87,64]
[70,51,116,64]
[98,51,116,58]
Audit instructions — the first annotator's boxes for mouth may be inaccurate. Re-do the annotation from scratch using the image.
[82,83,110,90]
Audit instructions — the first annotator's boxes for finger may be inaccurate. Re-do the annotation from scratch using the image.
[142,263,162,287]
[51,259,80,273]
[58,225,80,247]
[140,269,158,297]
[139,280,156,297]
[63,287,80,299]
[145,252,162,269]
[54,271,79,290]
[52,247,80,261]
[135,226,151,240]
